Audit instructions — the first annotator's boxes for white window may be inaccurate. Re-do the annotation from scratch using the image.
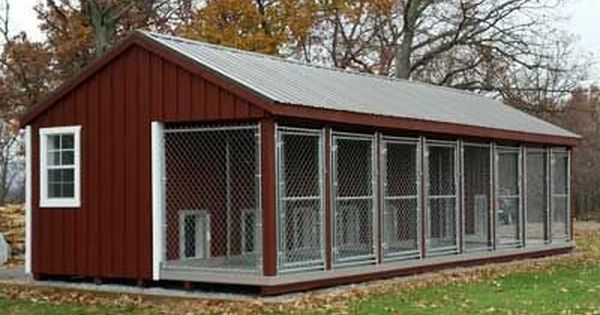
[39,126,81,208]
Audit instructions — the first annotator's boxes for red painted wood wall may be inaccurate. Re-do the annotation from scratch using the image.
[30,45,267,280]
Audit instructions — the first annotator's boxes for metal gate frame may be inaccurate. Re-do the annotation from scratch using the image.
[494,145,523,248]
[424,139,460,256]
[160,123,263,274]
[550,148,571,243]
[276,126,326,273]
[331,131,378,267]
[380,135,422,261]
[461,142,493,253]
[523,147,550,246]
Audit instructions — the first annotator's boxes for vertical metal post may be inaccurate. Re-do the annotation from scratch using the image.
[416,138,423,258]
[319,128,327,268]
[225,137,231,257]
[379,134,386,262]
[490,142,497,251]
[548,148,554,244]
[331,136,338,264]
[545,147,551,244]
[567,149,572,242]
[255,126,263,274]
[421,137,429,258]
[458,139,464,254]
[521,147,528,247]
[373,132,380,264]
[517,145,525,247]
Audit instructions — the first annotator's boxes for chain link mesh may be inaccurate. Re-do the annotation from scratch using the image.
[426,143,458,254]
[162,124,261,273]
[551,150,569,241]
[496,148,521,247]
[526,149,548,243]
[333,134,376,266]
[463,144,491,251]
[382,139,420,260]
[277,127,325,272]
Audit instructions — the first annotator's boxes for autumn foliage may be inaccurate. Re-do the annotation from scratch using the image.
[181,0,316,55]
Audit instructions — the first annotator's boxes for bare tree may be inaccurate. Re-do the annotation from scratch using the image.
[295,0,587,111]
[0,1,37,204]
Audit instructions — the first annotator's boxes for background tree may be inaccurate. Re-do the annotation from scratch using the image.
[293,0,587,112]
[181,0,315,55]
[35,0,195,82]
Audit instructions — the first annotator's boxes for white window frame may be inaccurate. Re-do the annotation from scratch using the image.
[39,125,81,208]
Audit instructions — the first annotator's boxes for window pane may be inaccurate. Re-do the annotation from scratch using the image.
[61,134,75,149]
[48,169,62,182]
[48,151,61,166]
[62,150,75,165]
[48,183,62,198]
[62,183,74,198]
[62,169,74,182]
[48,135,60,151]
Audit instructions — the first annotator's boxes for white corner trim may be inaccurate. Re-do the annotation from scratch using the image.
[151,122,165,281]
[24,126,32,274]
[38,125,82,208]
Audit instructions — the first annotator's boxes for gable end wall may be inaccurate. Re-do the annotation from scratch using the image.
[29,45,267,279]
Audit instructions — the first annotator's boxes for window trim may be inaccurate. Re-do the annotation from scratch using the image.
[39,125,81,208]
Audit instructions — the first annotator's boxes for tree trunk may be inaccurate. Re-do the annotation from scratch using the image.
[395,0,428,79]
[87,0,117,57]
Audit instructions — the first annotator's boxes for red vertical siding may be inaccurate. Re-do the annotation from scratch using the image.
[30,45,267,280]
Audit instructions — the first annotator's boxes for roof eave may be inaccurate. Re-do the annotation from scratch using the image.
[271,101,580,147]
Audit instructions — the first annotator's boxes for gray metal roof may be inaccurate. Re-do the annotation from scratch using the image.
[142,31,578,139]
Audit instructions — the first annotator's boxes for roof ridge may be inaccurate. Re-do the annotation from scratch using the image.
[139,30,502,104]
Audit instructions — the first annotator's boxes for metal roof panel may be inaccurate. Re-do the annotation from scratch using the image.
[142,31,578,139]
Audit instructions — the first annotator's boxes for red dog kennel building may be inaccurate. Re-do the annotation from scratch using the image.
[21,31,578,295]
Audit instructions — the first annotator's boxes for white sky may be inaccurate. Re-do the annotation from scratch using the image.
[5,0,600,80]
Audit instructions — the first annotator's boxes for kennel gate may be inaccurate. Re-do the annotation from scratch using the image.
[332,132,377,267]
[381,136,421,261]
[424,140,459,256]
[495,146,522,248]
[161,124,262,273]
[276,127,326,272]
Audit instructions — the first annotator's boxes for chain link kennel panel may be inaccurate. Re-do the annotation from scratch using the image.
[495,147,522,247]
[551,149,569,241]
[163,124,261,273]
[277,127,325,272]
[463,144,492,251]
[526,149,548,244]
[381,137,421,261]
[425,141,458,256]
[332,133,377,267]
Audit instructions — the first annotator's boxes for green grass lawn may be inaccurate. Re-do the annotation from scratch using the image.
[349,261,600,315]
[0,223,598,315]
[0,298,150,315]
